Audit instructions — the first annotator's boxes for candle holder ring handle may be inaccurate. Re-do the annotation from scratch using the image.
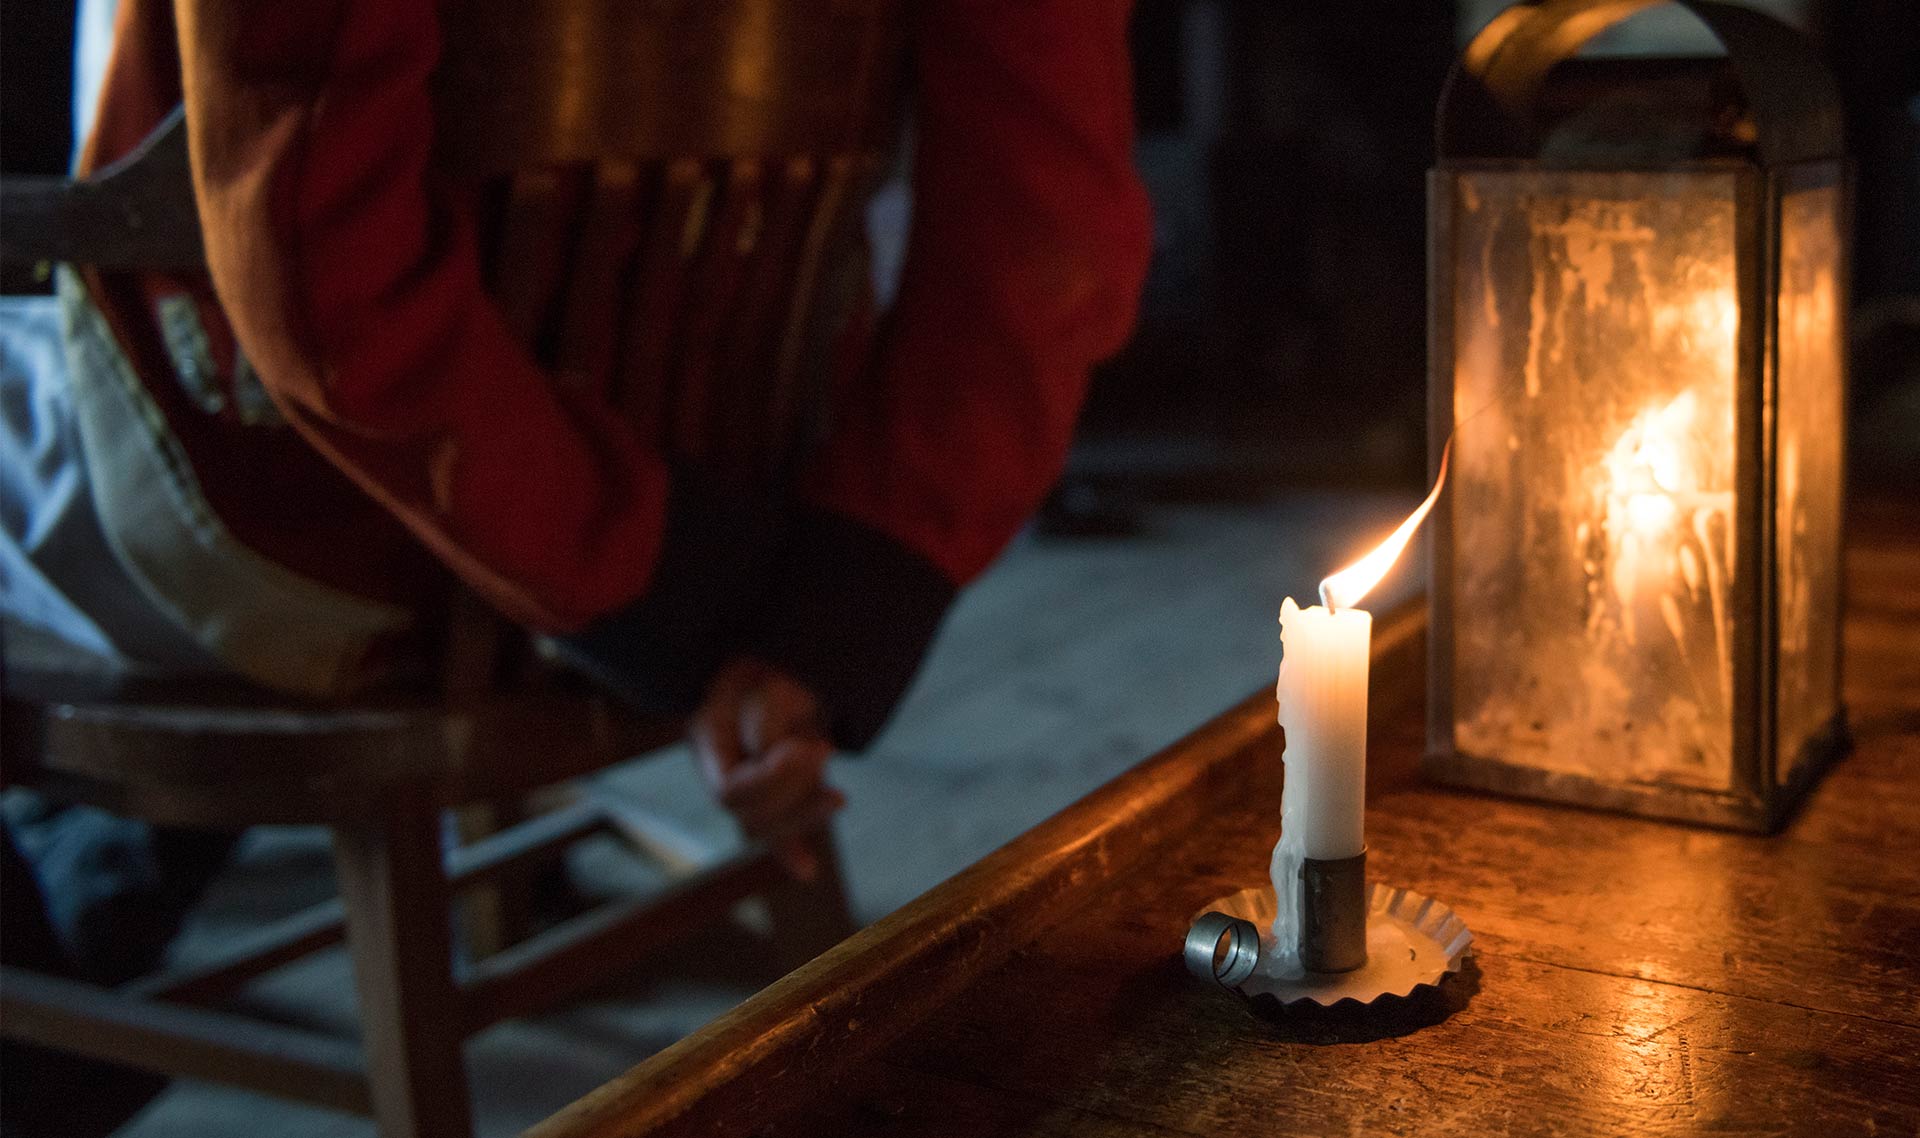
[1185,911,1263,988]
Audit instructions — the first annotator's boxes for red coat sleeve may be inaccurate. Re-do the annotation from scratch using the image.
[807,0,1153,584]
[748,0,1153,746]
[174,0,667,632]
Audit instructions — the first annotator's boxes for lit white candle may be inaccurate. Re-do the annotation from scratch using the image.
[1268,448,1450,972]
[1275,599,1372,858]
[1267,599,1371,972]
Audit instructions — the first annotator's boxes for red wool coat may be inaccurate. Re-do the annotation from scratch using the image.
[77,0,1151,745]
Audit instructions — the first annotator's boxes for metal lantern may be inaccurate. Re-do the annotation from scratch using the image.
[1425,0,1849,830]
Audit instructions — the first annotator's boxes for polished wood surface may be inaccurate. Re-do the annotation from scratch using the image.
[534,507,1920,1137]
[433,0,904,178]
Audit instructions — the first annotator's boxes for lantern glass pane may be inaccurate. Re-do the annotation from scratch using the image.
[1447,169,1740,791]
[1774,180,1845,784]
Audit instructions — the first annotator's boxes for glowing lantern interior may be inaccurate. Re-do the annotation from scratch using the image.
[1440,166,1847,801]
[1426,0,1850,828]
[1446,169,1742,790]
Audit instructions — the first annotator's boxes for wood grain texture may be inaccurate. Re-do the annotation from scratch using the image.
[0,965,370,1114]
[333,789,472,1138]
[532,507,1920,1138]
[525,602,1428,1138]
[10,687,680,827]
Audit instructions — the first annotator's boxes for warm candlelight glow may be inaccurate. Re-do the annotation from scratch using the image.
[1590,388,1733,693]
[1428,0,1849,827]
[1602,390,1711,545]
[1318,442,1451,612]
[1445,174,1745,792]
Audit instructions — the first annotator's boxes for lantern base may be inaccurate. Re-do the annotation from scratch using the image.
[1423,705,1850,834]
[1184,883,1472,1011]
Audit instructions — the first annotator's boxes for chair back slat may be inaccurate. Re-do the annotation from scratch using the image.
[666,159,765,467]
[760,152,875,483]
[708,156,819,472]
[612,159,708,443]
[437,0,908,488]
[552,161,646,399]
[485,166,591,361]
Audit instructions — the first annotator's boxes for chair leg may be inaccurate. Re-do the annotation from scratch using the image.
[452,797,534,961]
[332,793,472,1138]
[760,823,857,973]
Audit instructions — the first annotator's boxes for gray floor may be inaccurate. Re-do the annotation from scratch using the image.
[113,486,1418,1137]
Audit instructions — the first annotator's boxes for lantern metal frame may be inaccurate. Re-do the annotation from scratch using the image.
[1424,0,1850,831]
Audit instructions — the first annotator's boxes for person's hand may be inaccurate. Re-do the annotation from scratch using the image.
[691,659,845,880]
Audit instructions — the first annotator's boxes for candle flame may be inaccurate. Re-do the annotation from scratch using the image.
[1318,441,1451,611]
[1603,390,1700,539]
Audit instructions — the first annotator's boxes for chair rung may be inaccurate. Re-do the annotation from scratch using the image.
[0,965,371,1115]
[125,799,616,1007]
[460,844,785,1032]
[446,796,611,886]
[123,898,347,1005]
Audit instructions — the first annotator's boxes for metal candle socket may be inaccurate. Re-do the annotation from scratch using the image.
[1183,850,1370,983]
[1184,882,1473,1011]
[1300,850,1368,973]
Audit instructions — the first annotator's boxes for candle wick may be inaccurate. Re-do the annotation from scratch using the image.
[1319,581,1335,610]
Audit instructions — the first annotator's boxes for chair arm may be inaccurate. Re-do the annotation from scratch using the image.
[0,106,204,271]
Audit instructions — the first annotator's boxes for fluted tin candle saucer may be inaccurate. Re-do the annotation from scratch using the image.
[1185,879,1472,1011]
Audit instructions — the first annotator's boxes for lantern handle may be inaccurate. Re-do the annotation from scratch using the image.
[1436,0,1843,166]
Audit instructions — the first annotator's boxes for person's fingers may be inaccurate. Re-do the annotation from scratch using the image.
[739,669,824,757]
[744,754,837,837]
[719,738,833,836]
[773,786,847,882]
[690,661,765,795]
[776,837,819,882]
[690,705,740,798]
[721,741,832,838]
[695,661,837,850]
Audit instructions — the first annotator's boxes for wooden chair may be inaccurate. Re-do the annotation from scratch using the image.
[0,1,905,1134]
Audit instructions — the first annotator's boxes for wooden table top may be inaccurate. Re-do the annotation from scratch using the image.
[534,507,1920,1138]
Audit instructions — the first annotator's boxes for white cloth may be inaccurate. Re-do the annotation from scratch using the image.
[1,0,191,668]
[0,295,212,668]
[3,0,413,690]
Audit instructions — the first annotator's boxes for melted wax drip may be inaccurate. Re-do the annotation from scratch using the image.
[1266,601,1308,978]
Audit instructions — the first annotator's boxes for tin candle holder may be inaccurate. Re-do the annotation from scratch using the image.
[1184,854,1472,1011]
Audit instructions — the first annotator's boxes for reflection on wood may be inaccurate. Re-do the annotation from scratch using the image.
[533,503,1920,1138]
